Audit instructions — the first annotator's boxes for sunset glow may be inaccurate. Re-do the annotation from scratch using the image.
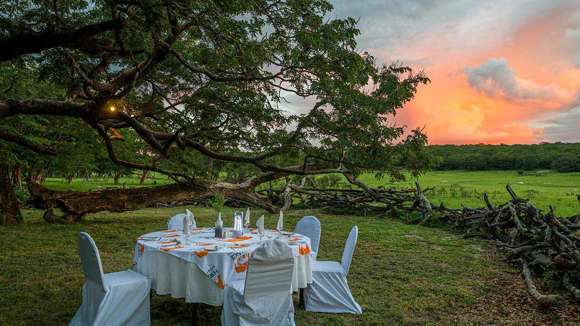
[331,0,580,144]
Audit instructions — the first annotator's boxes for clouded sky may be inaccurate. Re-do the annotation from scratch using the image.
[323,0,580,144]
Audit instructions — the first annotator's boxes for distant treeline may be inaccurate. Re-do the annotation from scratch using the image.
[429,143,580,172]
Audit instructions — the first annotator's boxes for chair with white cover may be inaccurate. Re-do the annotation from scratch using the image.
[293,216,321,258]
[70,232,151,326]
[167,213,187,230]
[303,226,362,314]
[221,239,296,326]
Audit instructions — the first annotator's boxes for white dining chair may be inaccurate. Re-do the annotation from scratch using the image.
[167,213,187,230]
[221,239,296,326]
[70,232,151,326]
[303,226,362,314]
[293,216,321,258]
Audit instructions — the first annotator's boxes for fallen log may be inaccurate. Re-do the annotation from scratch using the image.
[27,182,280,223]
[28,182,208,223]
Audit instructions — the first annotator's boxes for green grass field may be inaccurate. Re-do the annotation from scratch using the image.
[0,207,511,325]
[2,170,579,325]
[358,170,579,216]
[1,207,577,325]
[42,174,173,192]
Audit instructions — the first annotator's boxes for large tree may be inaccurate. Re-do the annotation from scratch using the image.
[0,0,431,223]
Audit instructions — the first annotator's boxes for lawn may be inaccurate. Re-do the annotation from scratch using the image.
[42,174,173,192]
[0,207,512,325]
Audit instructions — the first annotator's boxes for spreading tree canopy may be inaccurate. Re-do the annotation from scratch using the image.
[0,0,430,214]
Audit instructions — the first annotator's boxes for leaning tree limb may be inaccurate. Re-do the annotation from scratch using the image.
[521,260,562,306]
[27,177,283,223]
[414,182,432,224]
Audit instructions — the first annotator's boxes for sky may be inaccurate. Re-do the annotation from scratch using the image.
[320,0,580,144]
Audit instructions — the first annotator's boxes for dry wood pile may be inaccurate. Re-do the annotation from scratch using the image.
[438,185,580,306]
[264,182,580,305]
[257,182,432,216]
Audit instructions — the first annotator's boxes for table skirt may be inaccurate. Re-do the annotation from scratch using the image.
[134,250,312,306]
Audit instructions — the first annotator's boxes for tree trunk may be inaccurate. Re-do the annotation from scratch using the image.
[28,169,44,184]
[13,165,21,186]
[0,164,22,225]
[207,158,214,178]
[113,172,121,185]
[67,174,74,184]
[139,170,149,185]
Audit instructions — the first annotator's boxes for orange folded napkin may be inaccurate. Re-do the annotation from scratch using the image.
[223,236,252,242]
[235,263,248,273]
[194,250,208,257]
[215,276,225,289]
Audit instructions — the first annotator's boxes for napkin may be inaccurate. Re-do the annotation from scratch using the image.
[256,215,265,234]
[276,210,284,231]
[186,209,196,228]
[244,207,251,227]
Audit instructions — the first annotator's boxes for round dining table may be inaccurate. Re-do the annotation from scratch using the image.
[133,227,313,306]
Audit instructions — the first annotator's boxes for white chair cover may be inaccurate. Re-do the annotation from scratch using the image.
[303,226,362,314]
[221,239,296,326]
[294,216,321,258]
[341,226,357,275]
[167,213,187,230]
[70,232,151,326]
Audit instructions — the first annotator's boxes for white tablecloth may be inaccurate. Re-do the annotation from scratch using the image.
[133,228,313,306]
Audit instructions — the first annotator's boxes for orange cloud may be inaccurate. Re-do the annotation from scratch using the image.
[397,66,540,144]
[376,3,580,144]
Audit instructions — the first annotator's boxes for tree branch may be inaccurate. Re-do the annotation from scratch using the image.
[93,123,188,181]
[0,20,123,61]
[0,100,91,119]
[0,129,57,155]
